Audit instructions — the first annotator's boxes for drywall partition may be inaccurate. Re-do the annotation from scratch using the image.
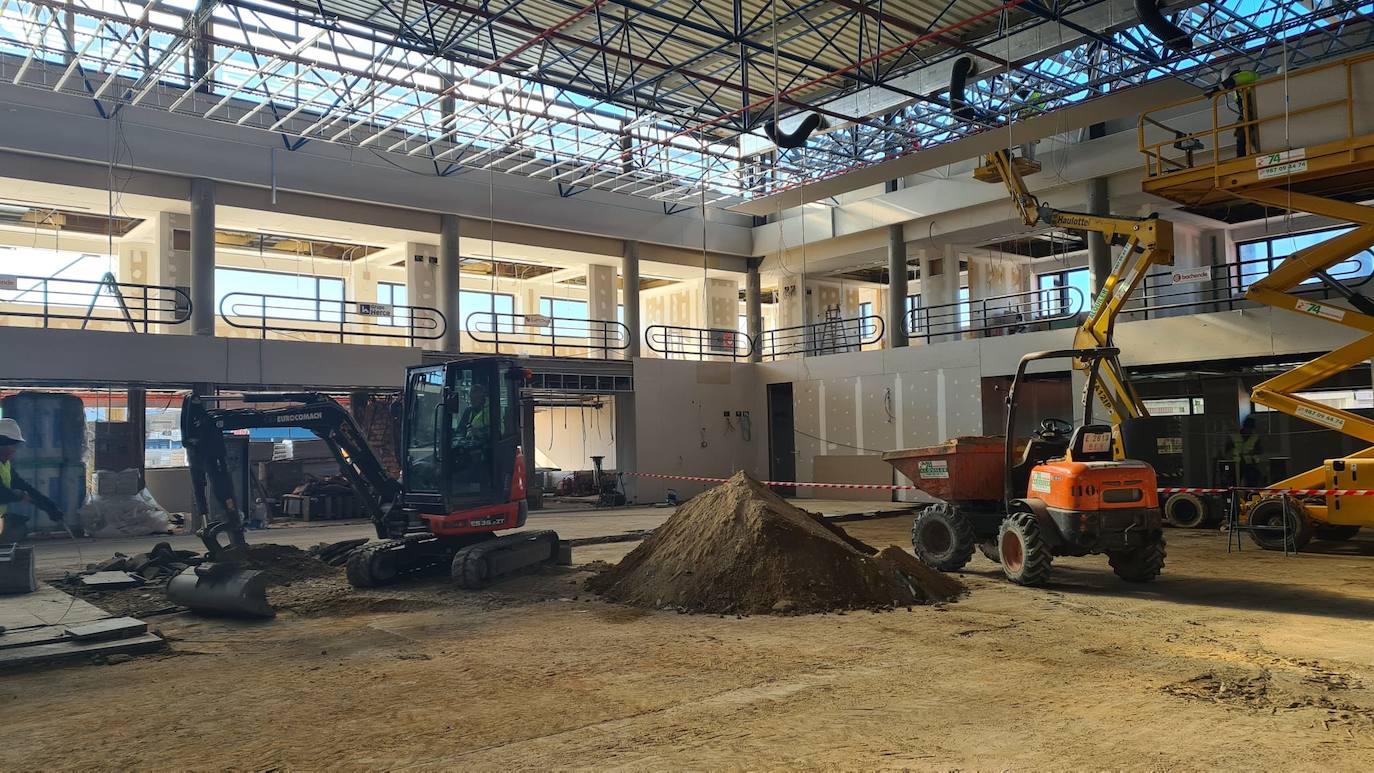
[630,357,766,502]
[754,300,1366,496]
[533,405,617,471]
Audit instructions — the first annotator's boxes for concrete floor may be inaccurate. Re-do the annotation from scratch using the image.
[9,525,1374,769]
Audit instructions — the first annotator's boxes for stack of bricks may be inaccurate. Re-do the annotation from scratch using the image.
[359,396,402,479]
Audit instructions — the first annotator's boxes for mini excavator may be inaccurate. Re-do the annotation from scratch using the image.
[170,357,560,615]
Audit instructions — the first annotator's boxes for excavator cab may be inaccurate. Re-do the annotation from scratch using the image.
[399,359,529,538]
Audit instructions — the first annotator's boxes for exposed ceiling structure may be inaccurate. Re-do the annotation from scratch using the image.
[1,0,1371,210]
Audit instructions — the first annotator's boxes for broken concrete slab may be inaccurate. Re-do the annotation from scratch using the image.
[0,632,164,671]
[0,585,111,630]
[80,572,143,589]
[64,617,148,642]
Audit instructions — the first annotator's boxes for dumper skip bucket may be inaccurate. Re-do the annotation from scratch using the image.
[166,563,274,618]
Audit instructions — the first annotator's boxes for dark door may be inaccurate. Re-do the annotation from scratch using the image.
[767,382,796,496]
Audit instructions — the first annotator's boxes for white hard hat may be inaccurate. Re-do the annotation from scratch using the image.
[0,418,24,444]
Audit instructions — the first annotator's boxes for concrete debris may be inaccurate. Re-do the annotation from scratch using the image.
[79,572,143,589]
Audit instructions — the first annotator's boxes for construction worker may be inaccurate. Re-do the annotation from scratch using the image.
[1217,69,1261,156]
[1225,415,1265,489]
[0,418,65,543]
[457,381,490,443]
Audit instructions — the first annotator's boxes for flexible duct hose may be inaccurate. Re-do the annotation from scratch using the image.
[1134,0,1193,53]
[949,56,977,121]
[764,113,824,149]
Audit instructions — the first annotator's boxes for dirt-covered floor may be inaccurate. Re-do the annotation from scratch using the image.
[8,522,1374,770]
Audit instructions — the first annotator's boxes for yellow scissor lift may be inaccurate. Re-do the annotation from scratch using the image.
[1139,52,1374,550]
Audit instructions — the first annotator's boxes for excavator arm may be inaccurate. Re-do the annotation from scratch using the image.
[180,392,404,557]
[983,148,1176,424]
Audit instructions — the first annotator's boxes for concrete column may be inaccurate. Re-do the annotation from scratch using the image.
[587,264,616,359]
[1086,177,1111,295]
[127,387,146,490]
[614,393,637,503]
[189,178,215,337]
[746,261,762,363]
[438,214,461,353]
[622,241,641,358]
[887,225,909,348]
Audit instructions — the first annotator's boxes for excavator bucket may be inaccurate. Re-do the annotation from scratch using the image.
[166,563,274,619]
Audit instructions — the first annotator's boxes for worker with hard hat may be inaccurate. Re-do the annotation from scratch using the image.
[0,418,65,543]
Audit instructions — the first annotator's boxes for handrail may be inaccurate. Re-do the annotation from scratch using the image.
[1121,253,1372,321]
[1138,51,1374,181]
[645,324,754,361]
[758,315,884,359]
[906,286,1082,342]
[0,272,191,332]
[466,311,629,358]
[219,292,445,344]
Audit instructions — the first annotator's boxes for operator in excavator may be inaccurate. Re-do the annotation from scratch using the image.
[450,380,491,493]
[0,419,66,543]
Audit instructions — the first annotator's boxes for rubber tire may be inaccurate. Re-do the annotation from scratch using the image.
[910,503,977,571]
[1246,497,1315,552]
[1108,532,1167,582]
[1164,492,1209,529]
[977,539,1001,564]
[1313,524,1361,542]
[997,512,1053,587]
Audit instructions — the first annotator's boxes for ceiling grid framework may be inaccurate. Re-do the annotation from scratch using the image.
[0,0,1371,208]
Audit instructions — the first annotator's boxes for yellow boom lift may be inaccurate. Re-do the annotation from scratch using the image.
[1138,52,1374,550]
[977,149,1175,430]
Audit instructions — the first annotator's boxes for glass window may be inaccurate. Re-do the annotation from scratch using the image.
[405,368,446,493]
[858,301,875,338]
[377,282,406,327]
[0,248,117,309]
[459,290,516,333]
[1036,268,1090,317]
[539,297,593,338]
[958,287,970,330]
[215,268,345,322]
[1236,226,1373,290]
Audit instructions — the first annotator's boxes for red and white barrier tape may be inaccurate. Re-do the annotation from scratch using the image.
[628,473,1374,498]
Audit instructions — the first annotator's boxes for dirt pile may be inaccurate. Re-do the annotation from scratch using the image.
[587,471,963,614]
[235,543,340,585]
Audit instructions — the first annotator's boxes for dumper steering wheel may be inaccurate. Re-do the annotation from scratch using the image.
[1037,418,1073,439]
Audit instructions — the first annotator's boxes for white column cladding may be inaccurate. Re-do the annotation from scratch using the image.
[157,212,191,335]
[587,263,616,357]
[404,241,441,351]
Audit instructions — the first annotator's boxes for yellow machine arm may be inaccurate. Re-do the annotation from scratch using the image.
[1243,191,1374,450]
[983,149,1176,425]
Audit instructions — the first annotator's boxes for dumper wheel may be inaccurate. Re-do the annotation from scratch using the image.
[977,540,1000,564]
[998,512,1052,586]
[910,503,976,571]
[1108,532,1167,582]
[1163,492,1209,529]
[1314,524,1361,542]
[1246,497,1314,552]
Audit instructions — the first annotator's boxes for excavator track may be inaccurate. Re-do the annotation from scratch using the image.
[346,536,448,588]
[451,530,560,589]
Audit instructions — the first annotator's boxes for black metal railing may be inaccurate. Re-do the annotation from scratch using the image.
[758,315,885,359]
[906,287,1083,343]
[1119,254,1373,321]
[466,312,629,358]
[0,272,191,332]
[219,293,445,344]
[645,324,755,361]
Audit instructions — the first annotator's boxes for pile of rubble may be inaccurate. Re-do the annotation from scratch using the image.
[305,538,368,567]
[76,541,202,589]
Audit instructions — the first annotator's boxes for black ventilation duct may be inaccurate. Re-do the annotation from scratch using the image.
[1134,0,1193,53]
[764,113,824,149]
[949,56,978,121]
